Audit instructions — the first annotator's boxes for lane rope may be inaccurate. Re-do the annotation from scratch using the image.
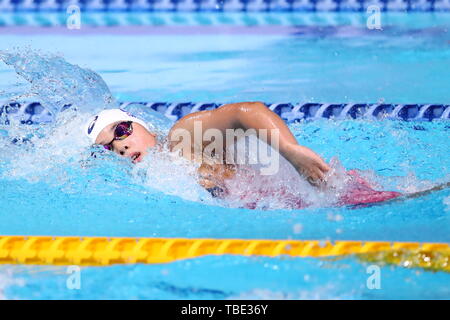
[1,0,450,12]
[0,236,448,271]
[1,101,449,124]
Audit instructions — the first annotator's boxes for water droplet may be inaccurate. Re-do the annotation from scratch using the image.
[293,223,303,234]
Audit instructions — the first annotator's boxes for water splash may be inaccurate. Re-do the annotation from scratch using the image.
[226,286,354,300]
[1,109,94,182]
[0,49,123,192]
[0,49,447,211]
[0,49,208,204]
[221,151,351,210]
[443,196,450,212]
[0,48,117,116]
[0,267,25,300]
[130,143,213,204]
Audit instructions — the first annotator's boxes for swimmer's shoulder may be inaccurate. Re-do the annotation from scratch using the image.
[167,103,247,143]
[167,110,208,152]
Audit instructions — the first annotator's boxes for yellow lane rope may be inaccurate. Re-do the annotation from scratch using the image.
[0,236,448,271]
[356,249,450,273]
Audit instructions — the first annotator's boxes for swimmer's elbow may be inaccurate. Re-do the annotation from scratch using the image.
[222,101,267,129]
[237,101,269,121]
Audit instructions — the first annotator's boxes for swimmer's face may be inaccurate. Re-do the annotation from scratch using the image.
[95,122,157,164]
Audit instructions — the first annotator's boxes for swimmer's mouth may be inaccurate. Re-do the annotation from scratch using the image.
[131,152,142,164]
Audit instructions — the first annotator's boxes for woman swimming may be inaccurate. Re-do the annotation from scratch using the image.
[84,102,401,208]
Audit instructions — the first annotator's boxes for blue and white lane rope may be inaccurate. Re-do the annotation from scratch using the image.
[1,101,449,124]
[1,12,449,28]
[1,0,450,12]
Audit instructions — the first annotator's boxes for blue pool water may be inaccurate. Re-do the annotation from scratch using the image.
[0,11,449,299]
[1,12,450,104]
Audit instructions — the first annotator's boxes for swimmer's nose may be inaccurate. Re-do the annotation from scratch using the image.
[116,145,129,157]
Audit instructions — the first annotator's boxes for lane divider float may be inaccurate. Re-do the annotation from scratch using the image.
[1,101,449,125]
[0,236,448,272]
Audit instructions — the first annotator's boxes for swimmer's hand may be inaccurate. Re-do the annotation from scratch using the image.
[284,144,330,187]
[197,163,232,198]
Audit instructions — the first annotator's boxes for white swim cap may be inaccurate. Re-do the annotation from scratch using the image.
[84,108,150,143]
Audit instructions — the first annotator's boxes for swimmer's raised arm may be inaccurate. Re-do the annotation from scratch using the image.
[168,101,330,185]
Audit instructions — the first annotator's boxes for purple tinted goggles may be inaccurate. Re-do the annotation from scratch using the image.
[103,121,133,151]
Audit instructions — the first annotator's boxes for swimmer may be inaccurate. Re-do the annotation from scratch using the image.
[85,102,329,191]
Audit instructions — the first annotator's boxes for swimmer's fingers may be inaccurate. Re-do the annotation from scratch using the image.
[307,166,330,187]
[317,160,333,181]
[307,176,319,186]
[309,158,330,180]
[319,161,331,173]
[307,176,325,188]
[307,171,323,186]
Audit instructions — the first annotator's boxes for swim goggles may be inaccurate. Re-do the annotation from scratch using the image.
[103,121,133,151]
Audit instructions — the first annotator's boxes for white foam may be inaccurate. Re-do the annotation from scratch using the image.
[0,267,25,300]
[221,137,351,209]
[131,146,212,203]
[2,109,93,183]
[444,196,450,212]
[226,285,352,300]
